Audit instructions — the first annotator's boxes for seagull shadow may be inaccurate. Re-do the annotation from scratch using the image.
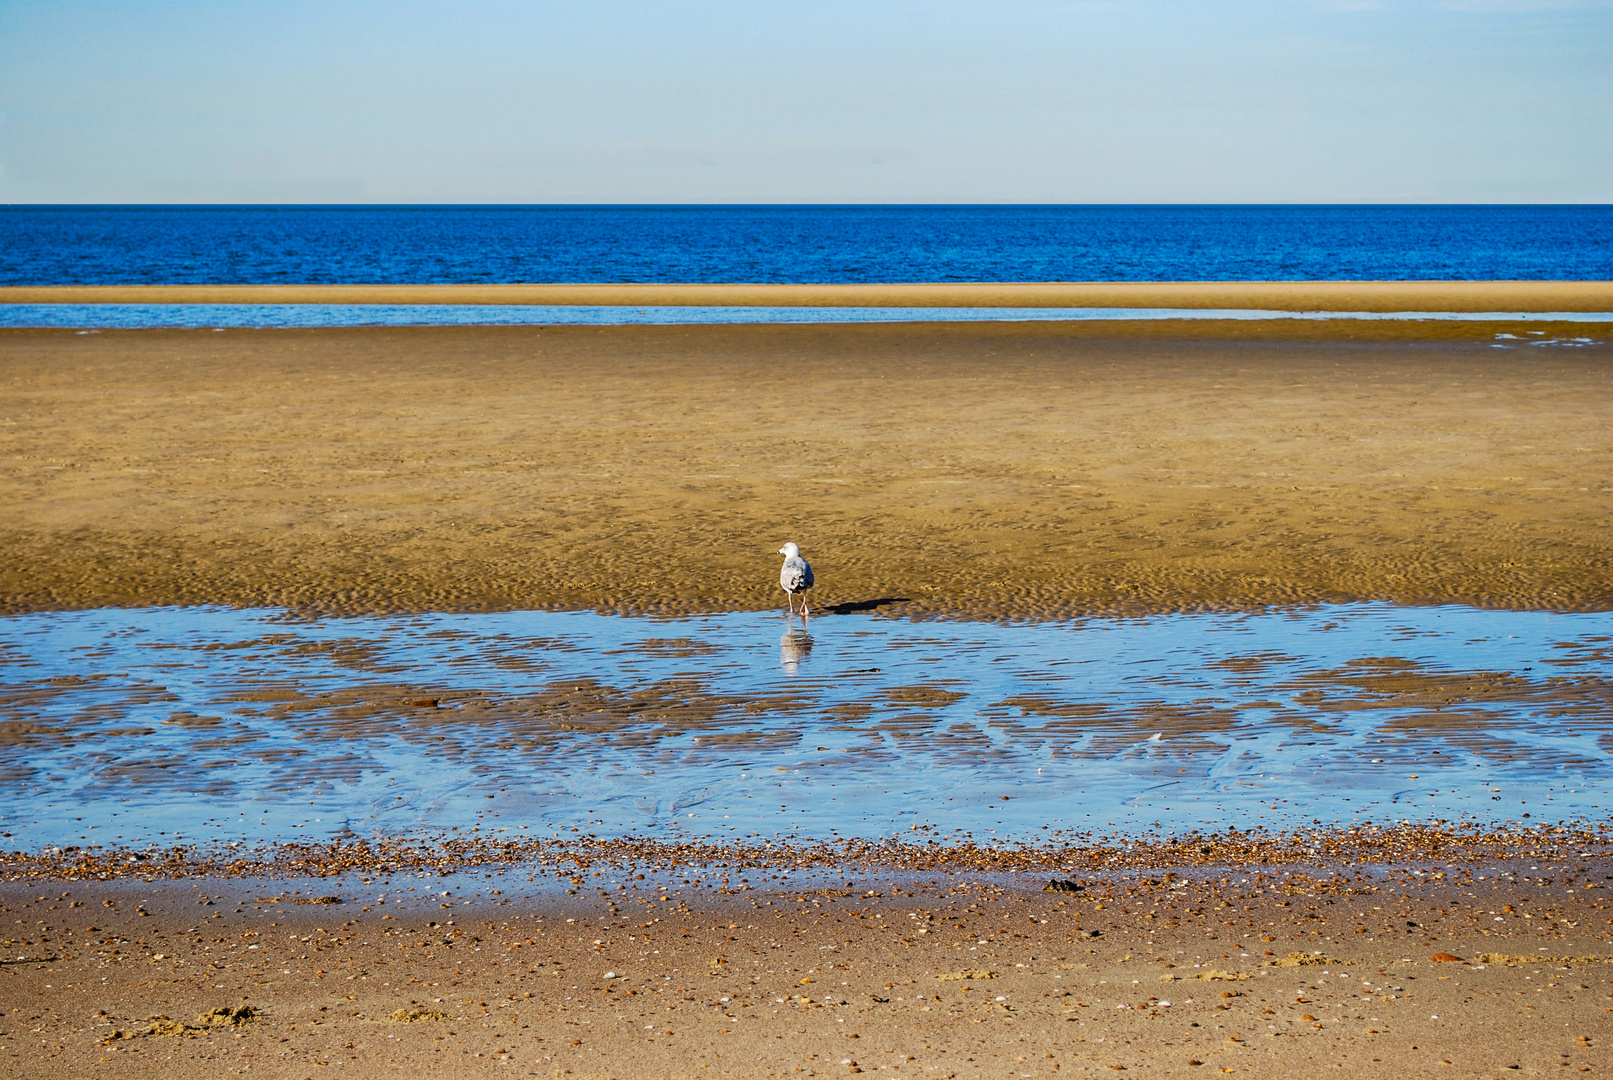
[823,596,911,615]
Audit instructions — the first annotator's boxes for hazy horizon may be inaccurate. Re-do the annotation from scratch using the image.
[2,1,1610,204]
[5,201,1613,207]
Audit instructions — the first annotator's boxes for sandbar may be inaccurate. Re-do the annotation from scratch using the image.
[1,320,1610,618]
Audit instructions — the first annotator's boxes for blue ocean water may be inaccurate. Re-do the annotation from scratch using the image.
[3,205,1610,285]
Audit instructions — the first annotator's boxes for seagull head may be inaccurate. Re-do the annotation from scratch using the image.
[778,542,801,558]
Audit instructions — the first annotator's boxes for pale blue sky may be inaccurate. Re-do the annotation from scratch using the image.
[1,0,1608,202]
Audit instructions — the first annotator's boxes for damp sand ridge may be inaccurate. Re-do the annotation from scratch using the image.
[1,320,1610,619]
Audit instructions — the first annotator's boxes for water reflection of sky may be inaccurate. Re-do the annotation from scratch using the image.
[0,604,1608,851]
[3,304,1613,328]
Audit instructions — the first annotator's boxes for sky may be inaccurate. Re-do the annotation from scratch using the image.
[0,0,1609,203]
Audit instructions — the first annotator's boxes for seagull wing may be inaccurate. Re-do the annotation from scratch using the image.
[780,556,812,592]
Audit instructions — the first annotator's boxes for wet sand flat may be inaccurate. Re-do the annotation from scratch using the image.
[5,279,1613,310]
[2,865,1608,1079]
[1,320,1610,618]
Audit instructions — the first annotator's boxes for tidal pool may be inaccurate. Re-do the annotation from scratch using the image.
[0,604,1608,852]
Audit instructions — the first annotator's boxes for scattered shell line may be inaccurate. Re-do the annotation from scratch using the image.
[5,822,1608,884]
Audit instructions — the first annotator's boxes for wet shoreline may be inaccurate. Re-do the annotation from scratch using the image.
[3,845,1608,1078]
[6,279,1613,311]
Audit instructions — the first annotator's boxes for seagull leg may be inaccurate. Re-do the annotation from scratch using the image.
[786,591,794,615]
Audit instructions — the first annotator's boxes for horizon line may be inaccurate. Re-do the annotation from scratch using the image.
[4,201,1612,210]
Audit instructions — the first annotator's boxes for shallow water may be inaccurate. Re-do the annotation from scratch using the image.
[1,604,1608,852]
[3,303,1612,328]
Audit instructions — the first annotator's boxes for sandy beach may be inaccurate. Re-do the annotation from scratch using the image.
[2,854,1609,1079]
[1,318,1608,617]
[4,309,1611,1077]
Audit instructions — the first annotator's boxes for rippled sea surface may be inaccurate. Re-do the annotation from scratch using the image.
[5,205,1611,284]
[2,605,1608,852]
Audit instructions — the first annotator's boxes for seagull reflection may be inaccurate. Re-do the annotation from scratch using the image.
[780,626,814,673]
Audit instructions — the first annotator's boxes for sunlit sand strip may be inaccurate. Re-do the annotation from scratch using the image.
[4,279,1612,311]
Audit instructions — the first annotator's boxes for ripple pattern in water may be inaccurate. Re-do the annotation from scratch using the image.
[5,206,1612,284]
[0,604,1608,851]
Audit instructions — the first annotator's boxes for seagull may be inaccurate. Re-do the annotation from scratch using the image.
[777,542,814,616]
